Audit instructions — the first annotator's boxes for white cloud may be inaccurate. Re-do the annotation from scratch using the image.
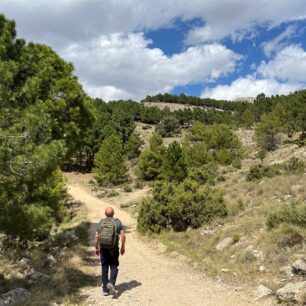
[62,33,241,101]
[202,75,302,100]
[258,45,306,82]
[2,0,306,47]
[2,0,306,101]
[261,25,297,57]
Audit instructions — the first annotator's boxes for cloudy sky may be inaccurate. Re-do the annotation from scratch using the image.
[1,0,306,101]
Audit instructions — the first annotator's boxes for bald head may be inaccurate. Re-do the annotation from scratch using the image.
[105,207,114,218]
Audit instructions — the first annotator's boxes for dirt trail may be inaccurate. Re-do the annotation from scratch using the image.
[68,181,274,306]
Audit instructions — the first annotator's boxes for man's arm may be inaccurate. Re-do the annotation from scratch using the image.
[94,231,100,255]
[120,229,126,255]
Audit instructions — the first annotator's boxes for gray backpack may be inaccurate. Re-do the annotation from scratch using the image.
[98,218,117,249]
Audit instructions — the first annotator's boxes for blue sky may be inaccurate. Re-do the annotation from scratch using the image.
[1,0,306,101]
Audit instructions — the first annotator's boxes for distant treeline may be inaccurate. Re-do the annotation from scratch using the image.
[141,92,306,133]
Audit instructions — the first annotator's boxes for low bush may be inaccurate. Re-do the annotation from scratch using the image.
[123,183,132,192]
[267,202,306,229]
[187,163,218,185]
[247,157,304,181]
[284,157,305,173]
[246,164,282,181]
[156,116,181,137]
[107,190,120,197]
[137,179,227,233]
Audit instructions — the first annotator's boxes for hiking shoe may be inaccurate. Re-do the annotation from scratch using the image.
[106,283,117,297]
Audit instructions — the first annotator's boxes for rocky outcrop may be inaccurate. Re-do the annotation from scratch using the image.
[27,269,50,284]
[276,281,306,303]
[292,258,306,275]
[279,266,294,277]
[215,237,233,251]
[45,254,57,267]
[0,288,31,305]
[254,285,273,300]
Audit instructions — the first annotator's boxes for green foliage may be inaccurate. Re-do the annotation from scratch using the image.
[186,122,242,166]
[0,167,67,240]
[246,158,304,181]
[239,109,254,128]
[137,179,227,233]
[137,199,168,234]
[0,14,94,241]
[246,164,282,181]
[156,116,181,137]
[187,163,218,185]
[257,148,267,162]
[123,183,132,192]
[255,113,281,150]
[94,134,128,186]
[160,141,187,182]
[267,202,306,229]
[140,105,162,124]
[284,157,305,173]
[124,134,143,160]
[107,190,120,197]
[137,134,165,180]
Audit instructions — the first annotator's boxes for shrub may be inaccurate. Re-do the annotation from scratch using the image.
[137,199,168,234]
[160,141,187,182]
[284,157,305,173]
[123,183,132,192]
[124,134,143,160]
[187,163,218,185]
[134,180,144,189]
[107,190,120,197]
[142,124,151,130]
[247,157,304,181]
[137,134,165,180]
[137,179,227,233]
[156,116,181,137]
[186,122,242,166]
[255,113,281,151]
[267,202,306,229]
[246,164,281,181]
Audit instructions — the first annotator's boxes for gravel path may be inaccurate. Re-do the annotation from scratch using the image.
[68,183,275,306]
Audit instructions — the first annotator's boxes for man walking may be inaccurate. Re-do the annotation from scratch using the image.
[95,207,126,297]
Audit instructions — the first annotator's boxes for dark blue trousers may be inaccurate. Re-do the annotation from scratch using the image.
[100,246,119,292]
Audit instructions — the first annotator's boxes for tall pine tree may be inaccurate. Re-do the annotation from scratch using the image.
[94,134,128,185]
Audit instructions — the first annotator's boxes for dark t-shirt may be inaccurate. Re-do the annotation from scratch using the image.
[98,217,123,246]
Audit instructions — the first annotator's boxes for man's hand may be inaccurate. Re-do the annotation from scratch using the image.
[95,248,100,256]
[120,246,125,255]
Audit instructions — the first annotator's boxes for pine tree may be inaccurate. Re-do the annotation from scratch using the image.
[94,134,128,185]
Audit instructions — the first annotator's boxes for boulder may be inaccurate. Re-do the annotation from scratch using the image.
[276,281,306,303]
[0,288,31,305]
[19,258,31,266]
[280,266,294,277]
[201,229,214,236]
[215,237,233,251]
[254,285,273,300]
[27,269,50,284]
[258,265,266,272]
[283,194,292,201]
[45,254,57,267]
[292,258,306,275]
